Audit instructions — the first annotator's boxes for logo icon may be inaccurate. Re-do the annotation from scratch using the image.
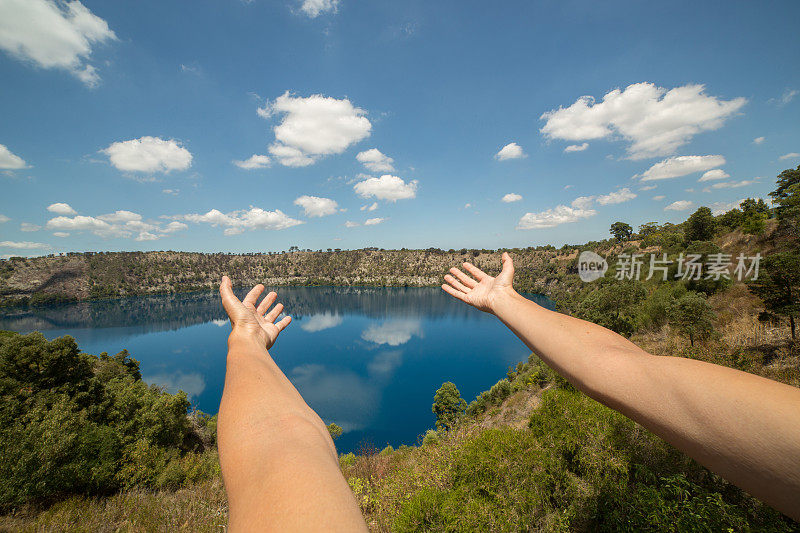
[578,251,608,282]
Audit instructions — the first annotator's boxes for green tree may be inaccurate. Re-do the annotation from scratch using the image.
[748,251,800,340]
[715,208,744,231]
[740,198,770,217]
[668,292,715,346]
[769,165,800,222]
[432,382,467,431]
[684,207,716,243]
[576,280,647,337]
[637,222,660,238]
[610,222,633,242]
[327,423,343,440]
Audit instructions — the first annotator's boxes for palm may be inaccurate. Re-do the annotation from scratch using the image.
[442,253,515,313]
[220,277,292,349]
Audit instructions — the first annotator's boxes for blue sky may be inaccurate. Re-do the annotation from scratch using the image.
[0,0,798,255]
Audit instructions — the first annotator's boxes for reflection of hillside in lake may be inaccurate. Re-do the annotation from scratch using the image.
[0,287,553,453]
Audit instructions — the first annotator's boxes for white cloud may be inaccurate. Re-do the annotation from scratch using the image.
[46,210,185,240]
[344,221,359,228]
[356,148,394,172]
[698,169,730,182]
[501,193,522,203]
[769,89,798,106]
[20,222,40,232]
[260,92,371,167]
[706,178,759,190]
[596,187,636,205]
[162,221,187,233]
[0,144,27,169]
[162,188,179,196]
[146,371,205,398]
[0,0,116,87]
[360,202,378,212]
[753,136,765,145]
[570,196,594,209]
[517,204,596,230]
[495,142,526,161]
[98,210,142,223]
[0,214,9,223]
[364,217,385,226]
[102,137,192,174]
[47,202,77,215]
[180,207,303,233]
[354,174,417,202]
[361,319,422,346]
[266,144,315,167]
[298,0,339,17]
[233,154,271,169]
[779,152,799,160]
[135,232,159,242]
[640,185,657,191]
[540,83,746,159]
[708,199,746,215]
[301,312,343,332]
[638,155,725,181]
[652,195,666,201]
[665,200,694,211]
[564,142,588,153]
[0,240,49,250]
[294,195,339,217]
[46,214,110,232]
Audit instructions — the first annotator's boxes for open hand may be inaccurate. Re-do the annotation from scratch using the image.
[219,276,292,349]
[442,252,516,313]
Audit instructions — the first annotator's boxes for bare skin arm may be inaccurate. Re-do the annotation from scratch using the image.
[218,276,367,532]
[443,253,800,520]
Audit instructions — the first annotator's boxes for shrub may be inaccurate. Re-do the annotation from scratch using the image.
[0,332,216,509]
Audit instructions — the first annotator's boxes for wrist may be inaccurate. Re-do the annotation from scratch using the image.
[228,328,266,352]
[489,287,525,315]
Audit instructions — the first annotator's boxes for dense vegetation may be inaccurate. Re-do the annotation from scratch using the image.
[0,332,218,511]
[1,167,798,529]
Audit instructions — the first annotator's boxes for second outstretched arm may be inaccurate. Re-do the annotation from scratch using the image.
[443,253,800,520]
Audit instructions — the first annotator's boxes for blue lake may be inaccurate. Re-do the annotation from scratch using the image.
[0,287,553,453]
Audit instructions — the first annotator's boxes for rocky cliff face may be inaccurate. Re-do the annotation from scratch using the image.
[0,248,571,304]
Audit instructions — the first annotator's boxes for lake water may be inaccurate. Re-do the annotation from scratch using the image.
[0,287,553,453]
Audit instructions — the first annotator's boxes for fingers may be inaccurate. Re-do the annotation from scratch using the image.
[444,273,471,293]
[463,262,488,281]
[449,267,478,288]
[256,291,277,316]
[275,315,292,332]
[442,283,468,303]
[265,302,284,323]
[243,284,265,308]
[219,276,242,318]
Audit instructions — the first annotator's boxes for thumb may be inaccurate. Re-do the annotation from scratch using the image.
[500,252,515,279]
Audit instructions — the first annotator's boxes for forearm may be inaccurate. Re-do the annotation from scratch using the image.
[218,333,365,531]
[491,290,800,519]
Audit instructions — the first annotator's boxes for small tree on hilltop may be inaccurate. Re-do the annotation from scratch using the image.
[432,382,467,432]
[684,207,716,243]
[669,291,715,346]
[769,165,800,223]
[749,251,800,340]
[610,222,633,242]
[327,423,343,440]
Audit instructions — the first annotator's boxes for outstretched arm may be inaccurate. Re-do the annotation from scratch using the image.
[443,253,800,520]
[217,277,366,532]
